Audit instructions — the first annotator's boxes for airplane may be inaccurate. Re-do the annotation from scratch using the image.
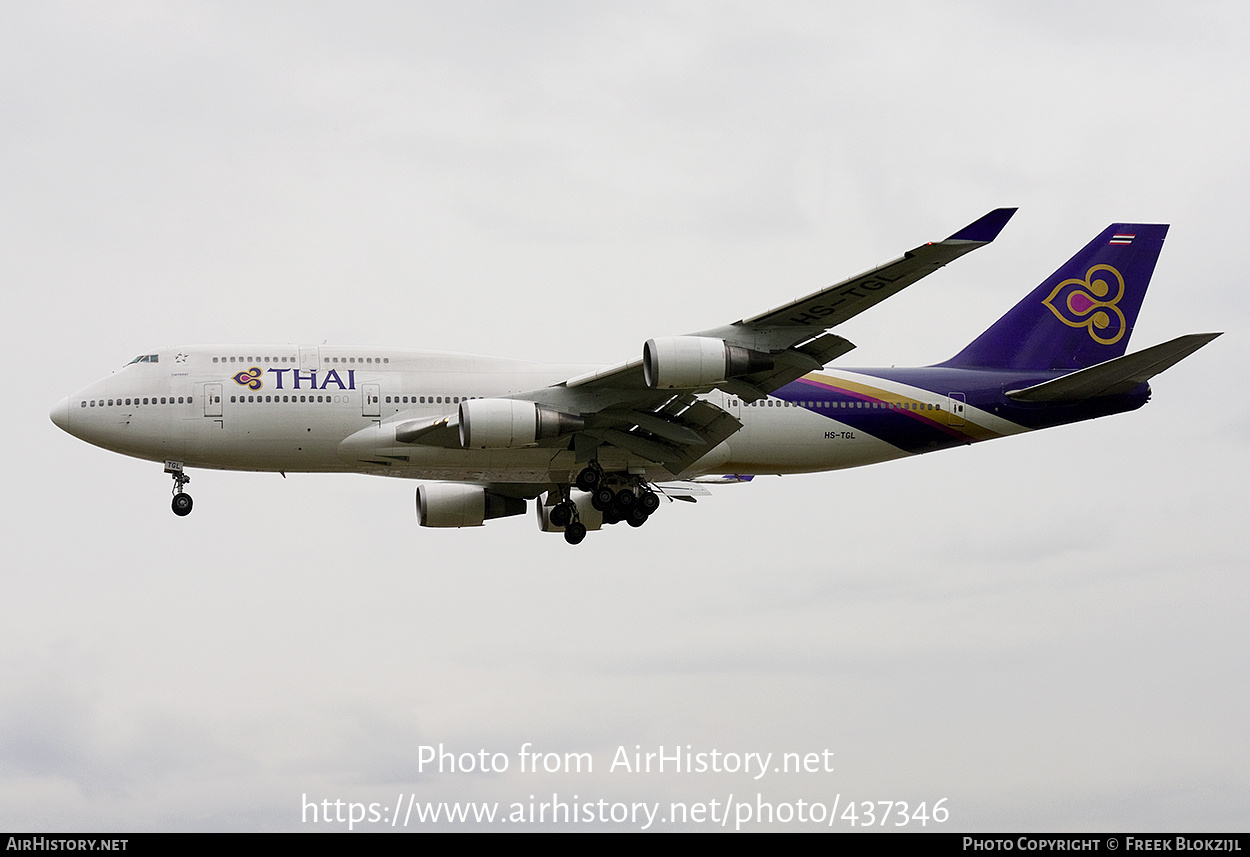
[50,209,1220,545]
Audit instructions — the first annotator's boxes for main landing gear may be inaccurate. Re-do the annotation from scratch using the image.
[555,465,662,544]
[589,480,659,529]
[547,487,587,545]
[165,461,193,517]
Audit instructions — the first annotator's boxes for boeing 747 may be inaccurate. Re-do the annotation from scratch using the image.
[50,209,1220,544]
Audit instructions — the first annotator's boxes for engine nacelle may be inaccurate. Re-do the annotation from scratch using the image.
[535,491,604,533]
[416,483,527,528]
[642,336,773,389]
[458,398,585,449]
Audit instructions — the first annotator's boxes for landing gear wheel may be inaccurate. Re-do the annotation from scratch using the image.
[575,466,601,493]
[602,507,622,526]
[171,493,194,517]
[627,506,648,527]
[638,489,660,514]
[613,489,636,512]
[167,464,193,516]
[550,501,574,528]
[593,486,615,511]
[563,521,587,545]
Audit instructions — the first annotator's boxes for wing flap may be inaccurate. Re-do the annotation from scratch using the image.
[653,482,714,502]
[719,335,857,401]
[596,409,707,445]
[587,397,741,475]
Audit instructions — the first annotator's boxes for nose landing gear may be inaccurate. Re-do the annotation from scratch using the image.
[165,461,193,517]
[171,492,193,516]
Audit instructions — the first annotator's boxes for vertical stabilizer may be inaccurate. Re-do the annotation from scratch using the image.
[942,223,1168,371]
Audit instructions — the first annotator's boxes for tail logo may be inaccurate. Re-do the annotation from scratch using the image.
[1042,264,1127,346]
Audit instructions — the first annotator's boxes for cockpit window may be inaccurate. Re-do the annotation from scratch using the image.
[126,354,160,365]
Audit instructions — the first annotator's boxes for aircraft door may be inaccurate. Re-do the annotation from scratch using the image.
[204,383,223,417]
[299,346,319,373]
[362,384,380,417]
[947,392,966,427]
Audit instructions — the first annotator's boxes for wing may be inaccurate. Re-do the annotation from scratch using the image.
[707,207,1018,346]
[399,209,1017,478]
[558,207,1016,397]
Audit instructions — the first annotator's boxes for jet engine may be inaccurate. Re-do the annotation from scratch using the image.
[642,336,773,389]
[458,398,585,449]
[416,483,527,528]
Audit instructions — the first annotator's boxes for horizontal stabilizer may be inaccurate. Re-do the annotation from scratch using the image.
[1007,332,1222,402]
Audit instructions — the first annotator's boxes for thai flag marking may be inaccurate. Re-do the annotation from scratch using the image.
[1109,233,1135,245]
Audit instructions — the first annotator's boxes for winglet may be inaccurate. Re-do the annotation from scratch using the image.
[946,208,1017,243]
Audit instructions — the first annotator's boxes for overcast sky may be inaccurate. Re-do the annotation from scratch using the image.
[3,1,1247,831]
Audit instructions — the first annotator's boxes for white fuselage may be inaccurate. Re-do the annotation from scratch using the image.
[52,345,940,484]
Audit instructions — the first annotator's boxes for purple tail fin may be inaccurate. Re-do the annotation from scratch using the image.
[942,223,1168,371]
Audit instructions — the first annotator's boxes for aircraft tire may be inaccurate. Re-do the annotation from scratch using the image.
[564,522,587,545]
[550,502,573,527]
[575,467,600,493]
[593,486,615,510]
[171,493,193,517]
[627,506,648,527]
[638,490,660,514]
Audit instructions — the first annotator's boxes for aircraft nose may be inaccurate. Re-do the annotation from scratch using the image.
[50,397,70,432]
